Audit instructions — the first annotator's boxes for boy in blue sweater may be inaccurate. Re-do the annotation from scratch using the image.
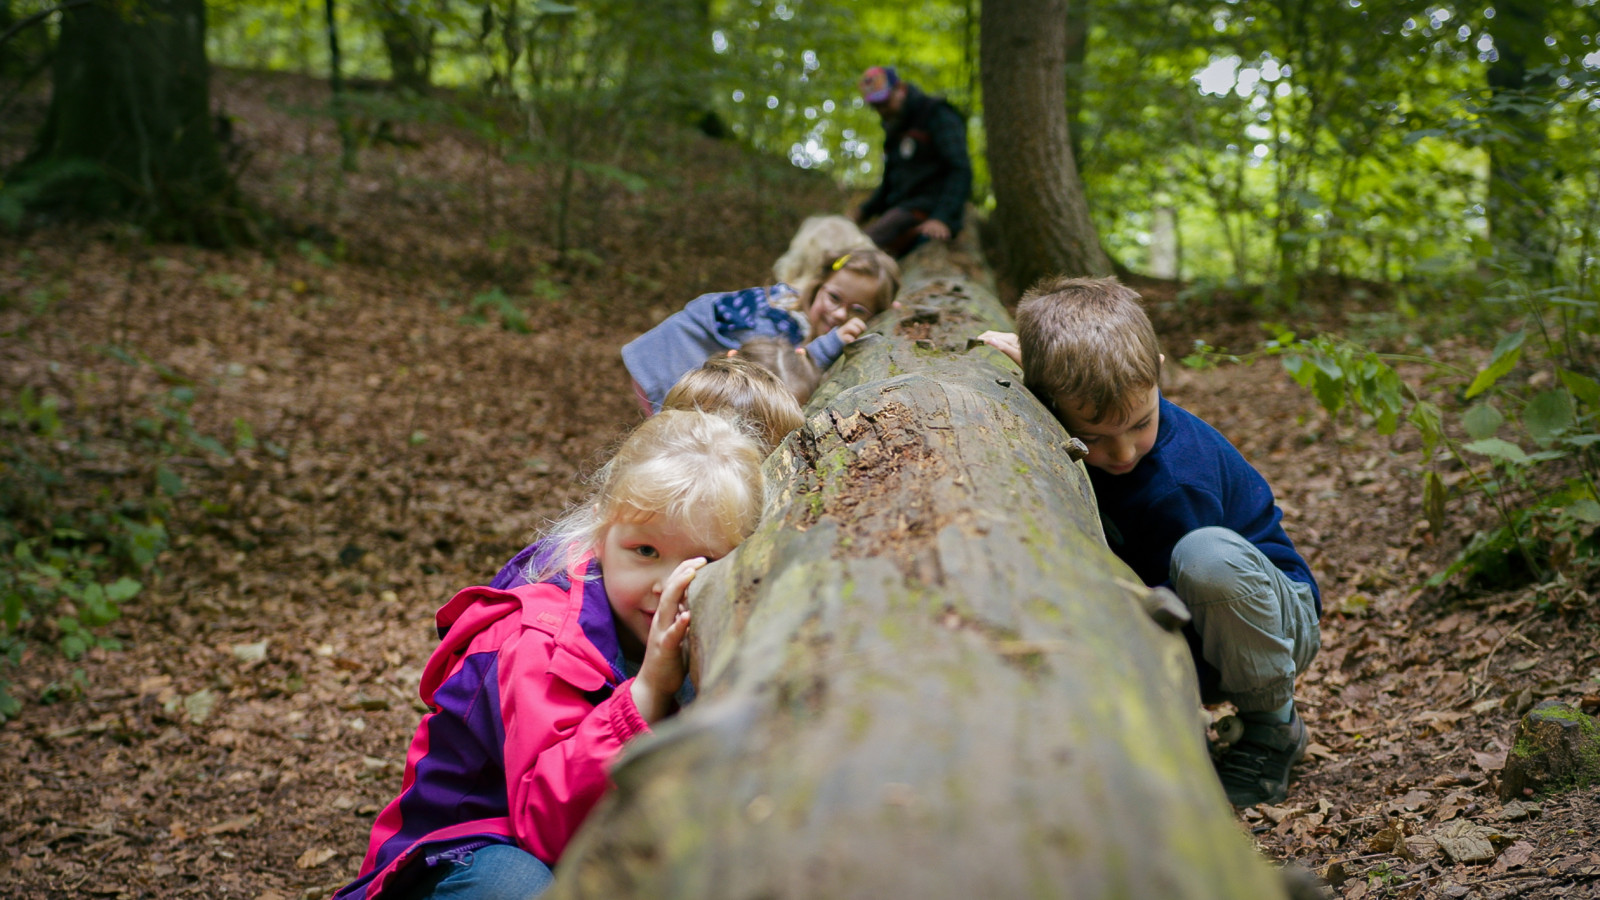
[980,276,1321,807]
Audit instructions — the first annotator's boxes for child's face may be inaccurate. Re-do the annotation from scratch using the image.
[595,509,736,654]
[1056,386,1161,476]
[807,269,879,337]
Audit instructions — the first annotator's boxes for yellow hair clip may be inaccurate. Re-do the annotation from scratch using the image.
[831,254,851,271]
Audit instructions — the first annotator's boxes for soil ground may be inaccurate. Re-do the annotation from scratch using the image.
[1,70,1597,899]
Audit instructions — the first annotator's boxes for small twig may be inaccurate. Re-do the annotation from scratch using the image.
[1509,632,1542,651]
[1472,611,1543,700]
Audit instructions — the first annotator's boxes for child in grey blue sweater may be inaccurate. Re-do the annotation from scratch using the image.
[622,249,899,413]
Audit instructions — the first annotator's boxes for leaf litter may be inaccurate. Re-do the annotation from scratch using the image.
[0,70,1597,899]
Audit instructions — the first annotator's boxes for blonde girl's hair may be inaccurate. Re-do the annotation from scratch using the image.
[1014,275,1162,425]
[797,247,901,323]
[730,336,823,407]
[530,410,768,583]
[773,215,875,289]
[663,352,807,450]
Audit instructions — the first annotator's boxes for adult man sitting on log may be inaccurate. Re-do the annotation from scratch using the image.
[851,66,973,259]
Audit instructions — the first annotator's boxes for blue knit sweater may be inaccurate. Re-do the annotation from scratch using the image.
[1087,396,1320,613]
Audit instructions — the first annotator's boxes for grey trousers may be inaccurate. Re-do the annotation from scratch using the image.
[1169,527,1321,714]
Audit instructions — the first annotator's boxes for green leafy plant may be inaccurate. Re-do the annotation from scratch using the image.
[0,347,244,721]
[1188,275,1600,595]
[460,286,533,333]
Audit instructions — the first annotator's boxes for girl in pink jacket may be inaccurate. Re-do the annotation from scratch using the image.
[334,410,767,900]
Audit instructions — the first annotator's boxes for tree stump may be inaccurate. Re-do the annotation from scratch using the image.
[1499,700,1600,800]
[551,241,1288,899]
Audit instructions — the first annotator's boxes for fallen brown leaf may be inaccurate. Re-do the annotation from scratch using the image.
[296,846,338,869]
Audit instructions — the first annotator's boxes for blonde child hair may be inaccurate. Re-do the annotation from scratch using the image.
[732,336,823,407]
[772,215,875,288]
[531,410,767,582]
[662,354,806,451]
[1014,275,1163,424]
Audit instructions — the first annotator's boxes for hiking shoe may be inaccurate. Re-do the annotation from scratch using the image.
[1214,710,1308,807]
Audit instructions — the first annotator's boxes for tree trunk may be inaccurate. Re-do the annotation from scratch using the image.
[375,0,434,94]
[548,242,1286,899]
[11,0,241,242]
[981,0,1112,295]
[620,0,712,125]
[1485,0,1556,280]
[325,0,359,172]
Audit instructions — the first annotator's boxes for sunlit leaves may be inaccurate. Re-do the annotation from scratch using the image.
[1465,330,1525,398]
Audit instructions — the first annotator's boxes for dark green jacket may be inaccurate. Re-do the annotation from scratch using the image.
[859,84,973,233]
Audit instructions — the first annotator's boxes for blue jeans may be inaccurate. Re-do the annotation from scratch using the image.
[399,843,554,900]
[1169,527,1320,714]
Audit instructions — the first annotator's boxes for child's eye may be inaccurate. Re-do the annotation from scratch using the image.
[849,304,869,317]
[1078,435,1101,445]
[633,545,659,560]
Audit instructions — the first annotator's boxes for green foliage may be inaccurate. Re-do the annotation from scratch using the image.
[0,344,245,722]
[1190,271,1600,595]
[460,285,530,332]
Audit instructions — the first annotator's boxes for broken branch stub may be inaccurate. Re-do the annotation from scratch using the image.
[551,241,1287,899]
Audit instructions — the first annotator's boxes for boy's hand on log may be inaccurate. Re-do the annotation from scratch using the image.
[977,331,1022,366]
[632,557,703,724]
[837,317,868,344]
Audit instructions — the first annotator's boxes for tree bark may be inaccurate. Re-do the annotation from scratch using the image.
[980,0,1112,295]
[374,0,434,94]
[1485,0,1556,279]
[324,0,359,172]
[548,242,1286,899]
[620,0,712,125]
[11,0,241,242]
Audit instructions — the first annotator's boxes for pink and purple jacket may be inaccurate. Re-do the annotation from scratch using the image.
[332,548,649,900]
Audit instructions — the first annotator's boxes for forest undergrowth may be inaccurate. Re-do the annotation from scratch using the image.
[0,70,1596,899]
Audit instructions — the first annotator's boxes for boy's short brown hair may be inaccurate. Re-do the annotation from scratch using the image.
[1014,275,1162,424]
[662,355,804,452]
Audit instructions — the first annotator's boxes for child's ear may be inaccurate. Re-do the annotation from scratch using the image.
[727,349,738,357]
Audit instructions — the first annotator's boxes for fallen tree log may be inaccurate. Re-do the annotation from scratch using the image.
[551,242,1289,898]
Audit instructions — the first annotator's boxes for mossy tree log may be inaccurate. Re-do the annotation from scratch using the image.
[552,242,1286,899]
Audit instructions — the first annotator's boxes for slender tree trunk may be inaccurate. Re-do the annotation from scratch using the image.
[981,0,1112,295]
[548,242,1288,899]
[325,0,358,172]
[11,0,242,242]
[1486,0,1556,280]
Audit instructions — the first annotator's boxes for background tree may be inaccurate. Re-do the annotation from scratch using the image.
[1483,0,1556,279]
[370,0,434,92]
[980,0,1111,292]
[7,0,241,242]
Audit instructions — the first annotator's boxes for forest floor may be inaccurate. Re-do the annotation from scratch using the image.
[1,70,1597,900]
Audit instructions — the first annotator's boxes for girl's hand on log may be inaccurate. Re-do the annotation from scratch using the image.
[836,317,868,344]
[631,557,704,724]
[977,331,1022,366]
